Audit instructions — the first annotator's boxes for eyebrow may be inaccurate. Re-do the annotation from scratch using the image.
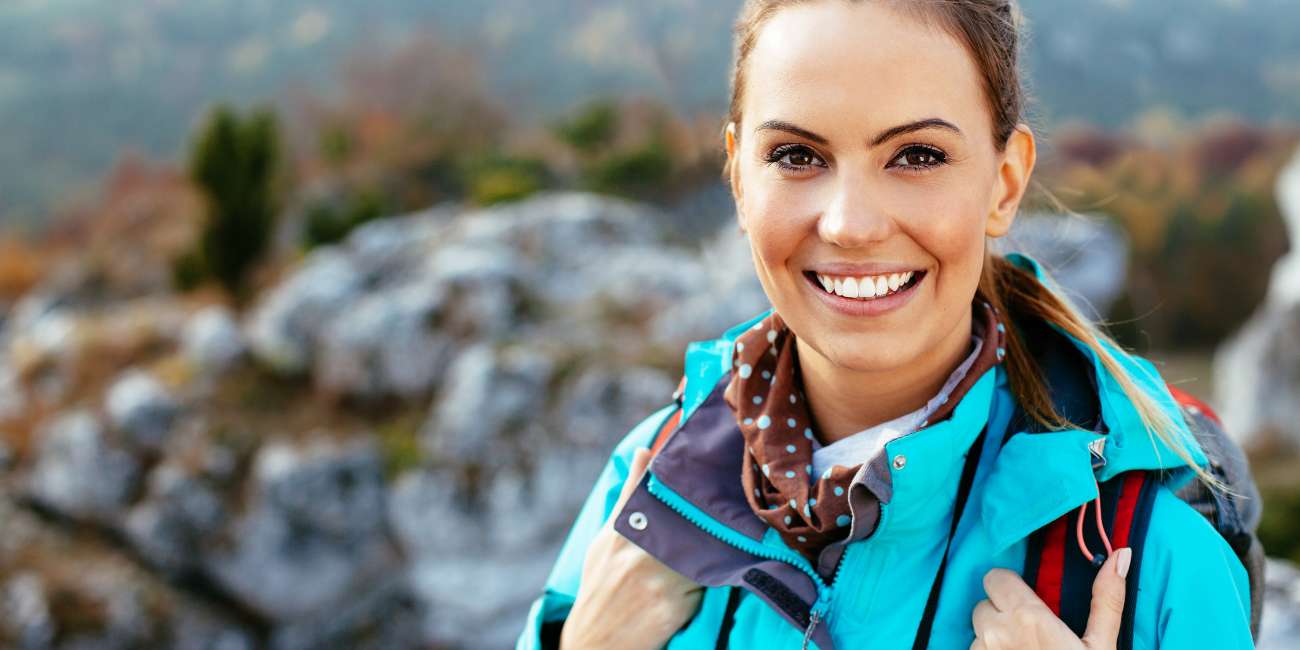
[755,117,963,147]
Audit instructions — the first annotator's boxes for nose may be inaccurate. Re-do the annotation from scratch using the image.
[816,178,896,248]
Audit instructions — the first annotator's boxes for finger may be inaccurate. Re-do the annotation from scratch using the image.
[612,447,653,517]
[982,568,1042,613]
[1082,547,1131,649]
[971,599,999,633]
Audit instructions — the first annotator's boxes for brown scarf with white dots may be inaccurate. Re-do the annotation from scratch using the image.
[723,295,1007,563]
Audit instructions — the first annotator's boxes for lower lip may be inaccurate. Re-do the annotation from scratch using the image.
[804,271,924,317]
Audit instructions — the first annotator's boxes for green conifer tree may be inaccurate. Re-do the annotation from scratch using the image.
[187,104,280,303]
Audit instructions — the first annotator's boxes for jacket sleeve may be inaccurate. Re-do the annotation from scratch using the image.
[1132,486,1255,649]
[516,403,678,650]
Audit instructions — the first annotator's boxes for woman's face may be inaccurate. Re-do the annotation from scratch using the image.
[727,1,1034,374]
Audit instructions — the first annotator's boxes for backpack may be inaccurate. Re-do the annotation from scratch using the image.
[646,359,1265,647]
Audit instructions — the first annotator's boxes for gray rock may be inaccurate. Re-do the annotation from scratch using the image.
[560,365,677,447]
[421,344,554,466]
[4,293,77,374]
[390,445,608,649]
[0,361,24,421]
[268,575,425,650]
[182,306,246,374]
[340,204,452,282]
[649,227,771,348]
[25,411,140,523]
[124,463,226,575]
[315,282,452,400]
[255,438,387,542]
[994,211,1130,319]
[106,368,180,451]
[423,243,524,341]
[244,248,366,375]
[204,437,394,621]
[1,572,54,649]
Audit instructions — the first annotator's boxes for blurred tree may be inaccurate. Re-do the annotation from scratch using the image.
[186,105,281,304]
[552,99,619,154]
[302,189,388,249]
[584,136,672,199]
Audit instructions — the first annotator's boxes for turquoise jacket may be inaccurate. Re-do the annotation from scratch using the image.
[517,254,1253,649]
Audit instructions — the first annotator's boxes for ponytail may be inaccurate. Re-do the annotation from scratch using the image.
[980,253,1227,492]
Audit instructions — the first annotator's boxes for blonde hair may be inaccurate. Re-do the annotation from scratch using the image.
[723,0,1222,489]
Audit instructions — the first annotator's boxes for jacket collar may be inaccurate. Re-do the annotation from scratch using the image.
[660,252,1208,556]
[980,252,1210,552]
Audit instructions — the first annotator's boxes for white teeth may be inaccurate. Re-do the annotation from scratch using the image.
[858,276,877,298]
[815,270,919,299]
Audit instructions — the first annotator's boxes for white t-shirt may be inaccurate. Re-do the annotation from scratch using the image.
[810,336,984,479]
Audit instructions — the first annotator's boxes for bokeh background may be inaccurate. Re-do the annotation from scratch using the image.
[0,1,1298,648]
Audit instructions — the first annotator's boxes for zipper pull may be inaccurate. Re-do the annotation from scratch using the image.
[1088,437,1107,470]
[801,608,823,650]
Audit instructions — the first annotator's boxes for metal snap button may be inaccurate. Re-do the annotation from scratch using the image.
[892,454,907,470]
[628,511,648,530]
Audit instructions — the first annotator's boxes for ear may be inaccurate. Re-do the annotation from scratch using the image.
[725,121,747,233]
[986,123,1036,238]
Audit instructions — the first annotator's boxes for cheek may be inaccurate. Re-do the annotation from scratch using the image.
[743,174,825,267]
[890,184,988,268]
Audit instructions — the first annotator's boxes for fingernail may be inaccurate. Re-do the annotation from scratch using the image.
[1115,547,1132,579]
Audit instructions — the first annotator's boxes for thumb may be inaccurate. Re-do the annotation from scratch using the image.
[611,447,653,518]
[1081,547,1132,649]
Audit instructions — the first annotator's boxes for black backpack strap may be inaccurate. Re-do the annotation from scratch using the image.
[714,586,744,650]
[1023,471,1159,649]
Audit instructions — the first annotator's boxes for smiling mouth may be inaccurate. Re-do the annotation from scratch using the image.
[803,269,926,300]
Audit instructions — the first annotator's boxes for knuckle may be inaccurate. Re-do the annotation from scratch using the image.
[981,626,1008,649]
[1012,605,1041,629]
[1098,590,1125,613]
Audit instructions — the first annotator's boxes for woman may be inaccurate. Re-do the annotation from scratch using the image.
[517,1,1255,648]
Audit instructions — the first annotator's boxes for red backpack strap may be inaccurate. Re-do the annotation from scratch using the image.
[649,375,688,456]
[1166,383,1222,427]
[1024,470,1159,650]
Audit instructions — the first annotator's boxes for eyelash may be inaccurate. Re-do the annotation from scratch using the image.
[761,143,949,174]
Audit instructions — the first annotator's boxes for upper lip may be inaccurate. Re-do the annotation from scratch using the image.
[805,262,925,276]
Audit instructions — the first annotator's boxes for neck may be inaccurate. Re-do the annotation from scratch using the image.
[797,308,974,445]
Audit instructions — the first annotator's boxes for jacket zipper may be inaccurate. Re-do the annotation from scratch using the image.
[801,608,823,650]
[646,473,835,644]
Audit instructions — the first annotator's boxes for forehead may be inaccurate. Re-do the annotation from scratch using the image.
[742,2,990,138]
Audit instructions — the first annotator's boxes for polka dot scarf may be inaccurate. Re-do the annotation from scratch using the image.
[723,296,1007,562]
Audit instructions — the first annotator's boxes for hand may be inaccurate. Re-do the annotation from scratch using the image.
[560,447,705,650]
[971,547,1133,650]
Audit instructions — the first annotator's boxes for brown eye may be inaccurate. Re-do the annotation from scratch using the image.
[764,144,827,171]
[787,149,815,166]
[889,145,947,170]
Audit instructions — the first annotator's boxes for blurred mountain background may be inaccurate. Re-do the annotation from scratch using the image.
[2,0,1300,648]
[2,0,1299,222]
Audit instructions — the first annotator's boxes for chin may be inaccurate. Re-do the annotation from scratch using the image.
[811,330,924,373]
